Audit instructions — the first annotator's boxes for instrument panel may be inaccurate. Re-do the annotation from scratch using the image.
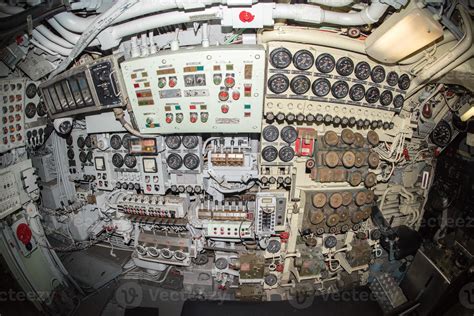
[121,45,266,134]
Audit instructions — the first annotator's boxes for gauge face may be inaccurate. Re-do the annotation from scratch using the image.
[380,90,393,106]
[331,80,349,99]
[431,120,452,147]
[262,125,279,142]
[349,84,365,101]
[110,134,122,150]
[182,135,199,149]
[336,57,354,76]
[398,74,411,90]
[85,135,92,148]
[270,47,292,69]
[79,151,87,163]
[315,53,336,73]
[86,151,93,162]
[183,153,200,170]
[122,134,132,150]
[77,136,85,149]
[268,74,289,94]
[25,102,36,118]
[365,87,380,104]
[293,49,314,70]
[280,126,298,143]
[279,146,295,162]
[386,71,399,86]
[67,149,75,160]
[165,135,182,149]
[354,61,371,80]
[124,154,137,168]
[262,146,278,162]
[112,153,124,168]
[66,136,73,146]
[393,94,404,108]
[371,65,386,83]
[167,153,183,170]
[25,83,37,99]
[36,102,47,117]
[290,75,310,95]
[312,78,331,97]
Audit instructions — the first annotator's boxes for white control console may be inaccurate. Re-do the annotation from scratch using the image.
[121,45,266,134]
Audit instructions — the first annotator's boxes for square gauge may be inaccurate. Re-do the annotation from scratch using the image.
[94,157,105,171]
[143,158,157,173]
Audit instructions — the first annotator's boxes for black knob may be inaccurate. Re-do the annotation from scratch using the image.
[315,114,324,124]
[349,117,356,126]
[276,112,285,121]
[306,113,315,122]
[296,113,305,122]
[383,122,390,130]
[341,117,349,126]
[371,121,378,129]
[324,114,332,124]
[333,116,341,125]
[363,119,370,128]
[286,113,295,122]
[266,112,275,121]
[356,119,364,128]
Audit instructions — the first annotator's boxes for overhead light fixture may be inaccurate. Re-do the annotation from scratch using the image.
[365,7,444,63]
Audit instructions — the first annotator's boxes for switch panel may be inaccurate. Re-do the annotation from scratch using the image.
[0,79,26,153]
[121,45,266,134]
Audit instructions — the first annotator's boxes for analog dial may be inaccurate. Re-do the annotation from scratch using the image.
[365,87,380,104]
[183,153,200,170]
[398,74,411,90]
[290,75,311,95]
[336,57,354,76]
[67,149,75,160]
[262,125,279,142]
[165,135,182,149]
[386,71,399,86]
[25,83,37,98]
[270,47,292,69]
[124,154,137,168]
[77,136,85,149]
[393,94,404,108]
[85,135,92,148]
[331,80,349,99]
[36,102,47,117]
[315,53,335,73]
[354,61,371,80]
[279,146,295,162]
[112,153,124,168]
[86,151,93,163]
[182,135,199,149]
[262,146,278,162]
[371,66,386,83]
[380,90,393,106]
[167,153,183,170]
[79,151,87,163]
[268,74,289,94]
[293,49,314,70]
[122,134,132,150]
[430,120,452,147]
[312,78,331,97]
[25,102,36,118]
[280,126,298,143]
[110,134,122,150]
[349,84,365,101]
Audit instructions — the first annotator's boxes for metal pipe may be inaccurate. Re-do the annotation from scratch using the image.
[307,0,353,7]
[258,26,365,54]
[32,30,72,56]
[48,18,100,46]
[36,24,74,48]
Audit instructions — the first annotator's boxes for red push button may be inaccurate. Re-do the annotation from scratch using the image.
[232,91,240,101]
[218,90,229,101]
[221,105,229,114]
[224,76,235,88]
[16,223,32,245]
[239,11,255,23]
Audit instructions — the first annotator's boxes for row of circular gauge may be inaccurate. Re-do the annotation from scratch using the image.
[268,74,404,108]
[270,48,411,90]
[165,135,199,150]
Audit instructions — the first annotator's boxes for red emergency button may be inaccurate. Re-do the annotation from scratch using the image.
[190,113,198,123]
[16,223,32,245]
[224,76,235,88]
[165,114,173,124]
[221,104,229,114]
[169,77,177,88]
[218,90,229,101]
[239,11,255,23]
[232,91,240,100]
